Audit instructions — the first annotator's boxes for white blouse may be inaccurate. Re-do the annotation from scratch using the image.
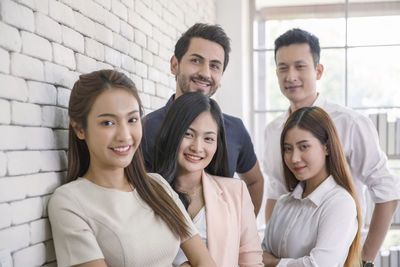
[262,176,358,267]
[173,207,207,266]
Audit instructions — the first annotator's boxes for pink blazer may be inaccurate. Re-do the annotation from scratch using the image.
[202,171,263,267]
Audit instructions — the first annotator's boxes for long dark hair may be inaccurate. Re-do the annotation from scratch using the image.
[152,92,229,208]
[280,106,361,267]
[68,69,191,239]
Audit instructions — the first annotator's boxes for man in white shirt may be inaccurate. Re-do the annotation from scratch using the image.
[263,28,400,266]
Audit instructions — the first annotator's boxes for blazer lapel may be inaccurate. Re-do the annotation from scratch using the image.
[202,171,229,264]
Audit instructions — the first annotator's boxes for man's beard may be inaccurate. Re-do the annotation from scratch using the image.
[177,73,217,97]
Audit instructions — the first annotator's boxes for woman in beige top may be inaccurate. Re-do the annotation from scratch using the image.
[48,70,216,267]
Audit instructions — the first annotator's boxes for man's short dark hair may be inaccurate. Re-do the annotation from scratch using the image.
[274,28,321,66]
[174,23,231,72]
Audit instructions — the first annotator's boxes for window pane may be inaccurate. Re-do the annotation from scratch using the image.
[254,111,285,158]
[260,18,346,49]
[318,48,346,106]
[348,15,400,46]
[348,46,400,108]
[254,51,289,111]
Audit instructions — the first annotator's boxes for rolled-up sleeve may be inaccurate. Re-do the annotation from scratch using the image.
[347,115,400,203]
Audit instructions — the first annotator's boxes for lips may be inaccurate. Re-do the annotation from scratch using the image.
[109,145,132,155]
[191,77,212,89]
[294,166,306,172]
[184,153,203,163]
[285,85,302,90]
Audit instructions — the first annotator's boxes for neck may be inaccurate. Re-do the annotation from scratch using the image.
[303,173,329,198]
[174,88,183,100]
[84,165,132,191]
[289,92,318,113]
[175,170,203,191]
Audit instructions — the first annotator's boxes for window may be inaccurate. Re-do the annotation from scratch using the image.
[253,0,400,257]
[253,0,400,163]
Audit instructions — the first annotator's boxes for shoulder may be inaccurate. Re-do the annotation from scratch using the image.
[147,172,174,195]
[207,174,246,194]
[322,184,357,213]
[143,107,166,126]
[222,113,246,130]
[48,180,84,214]
[50,179,83,199]
[322,99,371,127]
[266,112,286,131]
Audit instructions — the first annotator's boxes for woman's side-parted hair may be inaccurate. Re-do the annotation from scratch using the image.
[280,106,361,267]
[68,69,191,239]
[152,92,230,208]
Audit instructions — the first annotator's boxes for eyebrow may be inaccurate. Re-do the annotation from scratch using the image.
[97,110,139,118]
[190,53,223,65]
[284,140,309,146]
[187,127,217,135]
[277,60,307,66]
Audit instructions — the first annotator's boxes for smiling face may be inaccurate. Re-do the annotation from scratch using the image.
[171,37,225,98]
[74,89,142,172]
[283,126,329,190]
[275,43,324,110]
[177,111,218,177]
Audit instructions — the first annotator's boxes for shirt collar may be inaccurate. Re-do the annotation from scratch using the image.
[313,93,327,108]
[291,175,337,206]
[165,94,175,109]
[281,93,327,126]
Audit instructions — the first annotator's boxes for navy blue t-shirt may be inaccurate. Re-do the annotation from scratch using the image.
[141,95,257,177]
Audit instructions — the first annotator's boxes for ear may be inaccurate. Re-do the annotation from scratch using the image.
[70,120,85,140]
[316,63,324,80]
[324,144,329,156]
[170,55,179,75]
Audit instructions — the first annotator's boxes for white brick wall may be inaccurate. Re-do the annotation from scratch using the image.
[13,243,46,267]
[0,47,10,74]
[21,31,52,61]
[0,99,11,124]
[0,22,22,52]
[35,12,62,43]
[11,53,44,81]
[28,81,57,105]
[0,0,216,265]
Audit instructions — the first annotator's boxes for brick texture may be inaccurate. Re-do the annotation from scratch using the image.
[0,1,217,266]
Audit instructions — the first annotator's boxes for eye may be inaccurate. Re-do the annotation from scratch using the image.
[299,144,309,151]
[191,58,200,64]
[129,117,138,123]
[101,121,114,126]
[283,146,292,153]
[296,65,306,69]
[205,136,215,143]
[210,64,220,70]
[278,66,288,72]
[184,131,193,138]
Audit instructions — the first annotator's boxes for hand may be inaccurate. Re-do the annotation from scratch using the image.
[178,261,191,267]
[263,251,280,267]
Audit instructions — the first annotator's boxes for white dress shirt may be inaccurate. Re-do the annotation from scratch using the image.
[263,94,400,219]
[262,176,358,267]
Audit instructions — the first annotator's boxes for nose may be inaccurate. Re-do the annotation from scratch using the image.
[285,67,298,83]
[189,137,203,153]
[198,62,211,79]
[290,148,301,164]
[116,122,132,142]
